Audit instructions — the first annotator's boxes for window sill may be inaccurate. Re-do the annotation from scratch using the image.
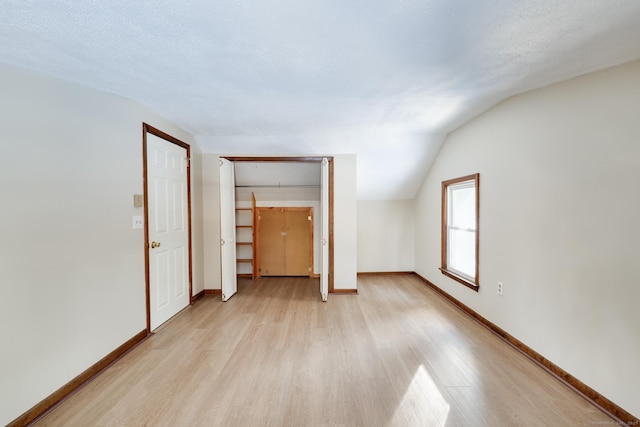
[439,268,479,292]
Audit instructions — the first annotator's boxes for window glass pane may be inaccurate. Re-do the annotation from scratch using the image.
[442,174,479,287]
[448,228,475,278]
[450,185,475,229]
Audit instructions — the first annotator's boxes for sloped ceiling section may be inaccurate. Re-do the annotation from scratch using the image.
[2,1,640,199]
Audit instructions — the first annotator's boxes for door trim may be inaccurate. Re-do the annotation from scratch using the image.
[222,156,334,292]
[142,123,193,332]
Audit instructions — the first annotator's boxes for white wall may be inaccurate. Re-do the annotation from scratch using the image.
[190,145,205,296]
[202,154,222,290]
[0,64,202,425]
[357,200,415,272]
[201,154,358,291]
[415,60,640,417]
[332,155,358,290]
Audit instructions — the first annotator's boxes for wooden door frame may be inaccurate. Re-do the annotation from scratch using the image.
[255,207,314,278]
[142,123,193,333]
[223,156,334,292]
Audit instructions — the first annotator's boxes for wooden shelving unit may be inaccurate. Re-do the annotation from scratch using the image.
[235,207,254,279]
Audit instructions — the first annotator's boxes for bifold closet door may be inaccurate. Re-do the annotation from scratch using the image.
[219,158,237,301]
[320,157,328,301]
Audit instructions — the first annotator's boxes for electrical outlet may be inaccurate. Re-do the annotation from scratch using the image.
[133,215,144,230]
[497,281,504,296]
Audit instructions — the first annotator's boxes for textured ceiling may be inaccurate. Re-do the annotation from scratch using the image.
[2,1,640,199]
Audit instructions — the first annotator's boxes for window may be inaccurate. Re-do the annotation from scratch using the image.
[441,173,479,291]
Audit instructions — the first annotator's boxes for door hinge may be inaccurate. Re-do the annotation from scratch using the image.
[185,157,190,168]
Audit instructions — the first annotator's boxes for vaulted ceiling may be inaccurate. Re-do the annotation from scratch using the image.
[2,1,640,199]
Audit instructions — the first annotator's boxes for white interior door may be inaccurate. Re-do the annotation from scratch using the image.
[219,158,238,301]
[147,134,190,330]
[320,157,329,302]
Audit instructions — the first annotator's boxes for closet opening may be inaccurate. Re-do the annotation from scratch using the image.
[219,156,334,301]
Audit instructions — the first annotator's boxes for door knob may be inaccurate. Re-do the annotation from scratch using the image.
[151,241,161,248]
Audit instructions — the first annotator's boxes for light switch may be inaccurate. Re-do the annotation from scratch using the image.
[133,216,144,229]
[133,194,144,208]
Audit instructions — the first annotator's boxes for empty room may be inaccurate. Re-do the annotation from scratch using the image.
[1,1,639,426]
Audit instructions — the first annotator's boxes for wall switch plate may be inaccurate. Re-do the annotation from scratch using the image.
[497,282,504,296]
[133,194,144,208]
[133,215,144,229]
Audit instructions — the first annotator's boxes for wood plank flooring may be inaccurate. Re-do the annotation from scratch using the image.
[35,275,613,426]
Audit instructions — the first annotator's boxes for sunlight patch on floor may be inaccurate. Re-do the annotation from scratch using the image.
[389,364,450,427]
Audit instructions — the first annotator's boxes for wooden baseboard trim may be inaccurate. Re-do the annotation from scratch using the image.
[357,271,413,276]
[412,272,638,425]
[9,329,149,427]
[204,289,222,295]
[237,274,252,279]
[192,290,205,302]
[330,288,358,295]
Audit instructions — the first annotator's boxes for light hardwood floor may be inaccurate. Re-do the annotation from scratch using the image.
[35,275,613,426]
